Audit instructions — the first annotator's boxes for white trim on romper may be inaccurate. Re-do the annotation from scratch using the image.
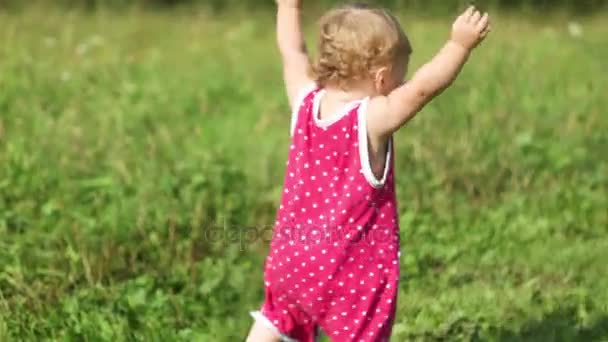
[290,83,318,137]
[357,97,392,189]
[250,311,299,342]
[312,89,361,129]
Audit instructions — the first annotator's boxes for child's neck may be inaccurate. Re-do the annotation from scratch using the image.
[324,83,377,103]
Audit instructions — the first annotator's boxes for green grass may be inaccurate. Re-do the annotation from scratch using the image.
[0,6,607,341]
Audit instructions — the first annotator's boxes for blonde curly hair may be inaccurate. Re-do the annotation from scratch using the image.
[310,3,412,90]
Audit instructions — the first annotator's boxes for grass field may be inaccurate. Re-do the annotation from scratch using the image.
[0,6,607,341]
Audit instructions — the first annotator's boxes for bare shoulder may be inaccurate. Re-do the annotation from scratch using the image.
[365,95,392,138]
[367,96,390,116]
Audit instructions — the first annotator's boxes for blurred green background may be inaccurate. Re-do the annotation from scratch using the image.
[0,1,606,341]
[0,0,607,13]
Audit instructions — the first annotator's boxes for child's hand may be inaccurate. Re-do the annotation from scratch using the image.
[276,0,302,8]
[451,6,491,51]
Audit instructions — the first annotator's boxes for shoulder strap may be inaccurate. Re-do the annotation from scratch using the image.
[290,84,318,136]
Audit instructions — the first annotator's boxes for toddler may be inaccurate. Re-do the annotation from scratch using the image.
[247,1,490,341]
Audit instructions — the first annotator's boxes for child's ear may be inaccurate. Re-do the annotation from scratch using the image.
[374,67,388,93]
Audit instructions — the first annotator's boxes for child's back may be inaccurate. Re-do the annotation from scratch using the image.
[248,2,490,341]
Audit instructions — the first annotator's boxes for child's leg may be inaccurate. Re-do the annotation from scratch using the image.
[246,320,281,342]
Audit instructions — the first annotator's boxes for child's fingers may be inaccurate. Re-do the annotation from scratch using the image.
[480,24,492,38]
[462,5,475,21]
[470,10,482,24]
[476,13,490,32]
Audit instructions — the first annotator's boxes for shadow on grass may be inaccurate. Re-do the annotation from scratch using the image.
[495,306,608,342]
[253,306,608,341]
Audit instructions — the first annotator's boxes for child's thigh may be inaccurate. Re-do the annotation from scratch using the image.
[246,320,281,342]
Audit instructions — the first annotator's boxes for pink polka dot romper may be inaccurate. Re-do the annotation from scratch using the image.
[251,85,400,342]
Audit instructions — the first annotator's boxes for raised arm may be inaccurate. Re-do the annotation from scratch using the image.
[276,0,313,108]
[368,6,491,137]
